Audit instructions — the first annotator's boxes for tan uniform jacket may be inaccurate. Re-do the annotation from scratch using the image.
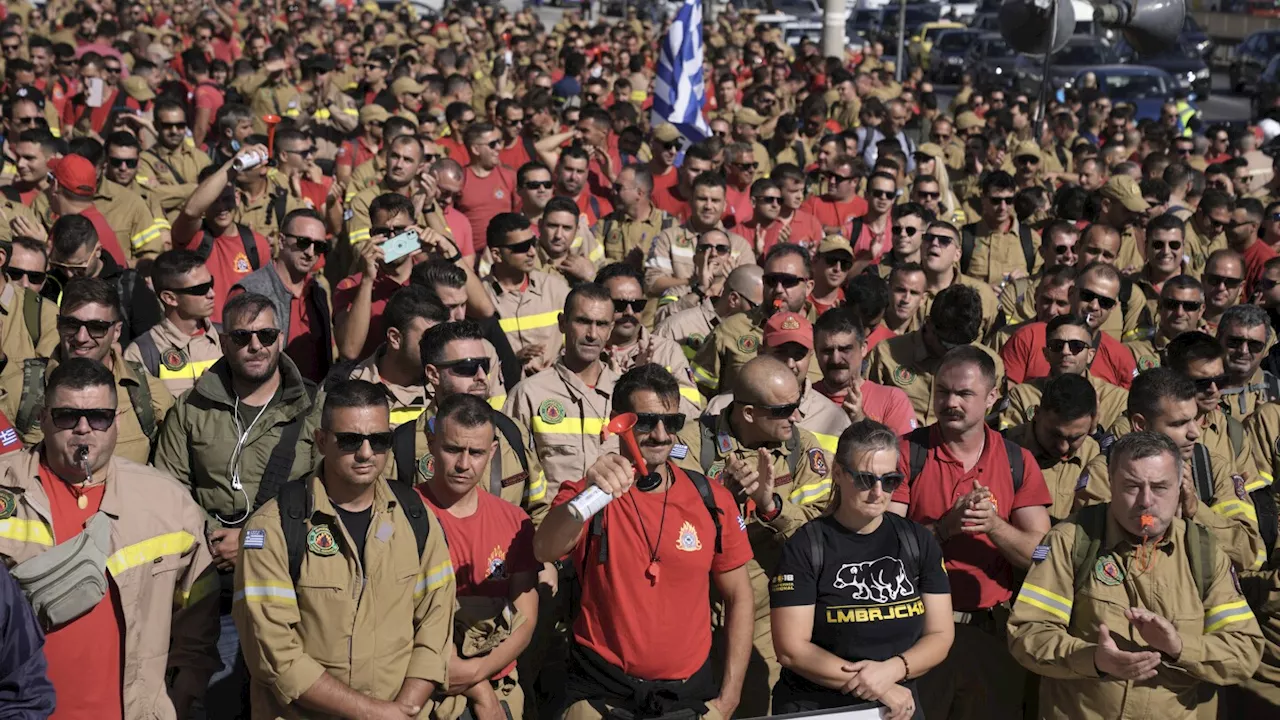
[0,195,42,245]
[1220,367,1277,421]
[233,474,456,720]
[533,219,604,285]
[655,298,718,363]
[483,270,571,370]
[1008,514,1263,720]
[960,218,1044,285]
[0,283,58,363]
[235,180,307,244]
[250,82,305,132]
[604,327,703,413]
[997,373,1128,435]
[703,380,850,454]
[0,347,174,464]
[1245,402,1280,494]
[995,270,1148,342]
[0,449,220,719]
[346,154,386,201]
[1075,446,1266,570]
[1004,422,1099,523]
[503,361,618,500]
[345,180,404,246]
[1184,221,1227,277]
[865,330,1005,426]
[96,178,167,261]
[1124,333,1171,372]
[691,305,823,398]
[349,347,429,428]
[137,143,210,216]
[123,317,224,396]
[643,223,754,297]
[909,272,1001,344]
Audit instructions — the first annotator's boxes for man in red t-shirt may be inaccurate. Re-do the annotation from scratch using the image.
[438,102,477,166]
[737,177,824,256]
[888,347,1051,720]
[49,154,130,267]
[496,98,534,170]
[651,143,715,222]
[535,365,754,720]
[812,308,917,435]
[419,393,539,720]
[457,123,518,256]
[800,155,868,235]
[723,144,757,229]
[333,194,423,361]
[274,127,332,214]
[1227,200,1277,300]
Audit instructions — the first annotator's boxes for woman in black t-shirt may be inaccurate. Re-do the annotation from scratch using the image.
[770,420,954,720]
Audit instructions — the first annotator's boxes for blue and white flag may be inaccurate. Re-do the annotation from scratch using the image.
[652,0,710,150]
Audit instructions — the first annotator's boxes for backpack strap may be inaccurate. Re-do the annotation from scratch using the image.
[133,332,161,377]
[1191,443,1213,505]
[124,361,156,441]
[1266,370,1280,403]
[21,291,41,350]
[267,191,288,234]
[587,195,601,223]
[807,522,824,580]
[278,480,311,584]
[383,477,431,558]
[1017,223,1036,274]
[847,218,864,245]
[252,408,310,510]
[888,512,922,579]
[237,224,261,270]
[906,426,931,485]
[786,425,800,477]
[1071,502,1110,595]
[1184,519,1216,603]
[1118,278,1134,321]
[684,470,723,553]
[698,415,717,474]
[521,134,537,165]
[1252,486,1279,568]
[15,358,47,435]
[115,270,138,342]
[392,420,418,486]
[960,223,977,276]
[489,410,530,496]
[146,149,186,185]
[1226,415,1246,462]
[1003,436,1026,493]
[0,185,20,203]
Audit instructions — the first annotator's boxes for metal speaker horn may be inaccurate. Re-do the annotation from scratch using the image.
[1093,0,1186,56]
[999,0,1075,55]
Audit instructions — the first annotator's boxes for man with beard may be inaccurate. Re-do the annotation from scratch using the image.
[346,135,428,248]
[956,171,1039,288]
[595,164,677,270]
[154,291,321,718]
[555,145,611,226]
[1125,276,1206,372]
[654,229,735,325]
[1226,198,1274,298]
[458,123,518,258]
[998,220,1080,327]
[1217,304,1280,420]
[536,196,603,286]
[1003,373,1102,522]
[998,314,1129,435]
[1166,332,1263,481]
[1129,214,1191,330]
[799,155,867,237]
[2,277,172,463]
[645,173,754,303]
[1200,249,1246,336]
[124,250,223,396]
[346,286,446,429]
[811,307,915,433]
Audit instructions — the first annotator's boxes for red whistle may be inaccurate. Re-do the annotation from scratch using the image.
[1140,514,1156,532]
[603,412,649,477]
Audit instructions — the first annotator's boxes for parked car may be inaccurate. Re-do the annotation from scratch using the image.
[1254,55,1280,118]
[1067,66,1178,121]
[1013,35,1116,96]
[909,20,964,67]
[927,28,980,81]
[970,32,1018,89]
[967,11,999,31]
[1114,39,1210,99]
[1182,15,1214,58]
[1231,29,1280,92]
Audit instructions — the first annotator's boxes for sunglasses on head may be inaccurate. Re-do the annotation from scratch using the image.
[284,234,330,254]
[1226,337,1266,354]
[696,242,731,255]
[164,279,215,296]
[499,238,537,254]
[1150,240,1182,252]
[436,356,491,377]
[523,180,553,190]
[49,407,116,431]
[892,225,919,237]
[1203,273,1243,289]
[1078,288,1117,310]
[632,412,685,434]
[4,267,45,284]
[1162,298,1202,313]
[1047,338,1089,354]
[1192,374,1227,393]
[763,272,805,289]
[56,316,114,338]
[328,430,394,453]
[843,468,905,493]
[227,328,282,346]
[612,298,646,313]
[821,253,852,271]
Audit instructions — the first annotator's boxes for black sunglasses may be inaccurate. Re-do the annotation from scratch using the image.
[522,181,553,190]
[1225,337,1266,354]
[1053,244,1075,256]
[498,238,537,254]
[763,272,805,289]
[436,356,491,377]
[227,328,282,346]
[1203,274,1243,290]
[843,468,905,493]
[987,195,1015,206]
[4,267,45,284]
[1192,374,1227,393]
[696,243,731,255]
[612,298,646,314]
[164,279,215,296]
[370,226,412,238]
[733,161,759,171]
[57,316,114,338]
[892,225,919,237]
[157,121,187,130]
[1161,298,1203,313]
[283,234,330,254]
[914,190,940,200]
[923,232,955,247]
[821,253,852,271]
[632,412,686,433]
[1259,278,1279,291]
[108,156,139,168]
[753,195,782,205]
[328,430,394,453]
[1047,338,1089,354]
[49,407,116,431]
[1078,288,1118,310]
[870,189,896,200]
[748,400,800,418]
[1150,240,1183,253]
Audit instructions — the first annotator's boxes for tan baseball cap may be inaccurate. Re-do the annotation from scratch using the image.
[734,108,765,127]
[1100,175,1151,213]
[914,142,944,158]
[817,235,854,256]
[652,123,682,143]
[122,76,154,102]
[956,111,982,130]
[1013,140,1041,162]
[391,76,426,95]
[359,104,391,124]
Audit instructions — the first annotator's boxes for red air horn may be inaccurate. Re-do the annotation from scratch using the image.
[262,114,281,156]
[566,413,655,522]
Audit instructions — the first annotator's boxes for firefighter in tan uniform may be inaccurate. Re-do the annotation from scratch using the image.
[137,101,211,219]
[0,192,43,246]
[234,379,456,720]
[1165,330,1263,482]
[656,264,762,364]
[959,172,1044,286]
[1003,375,1103,522]
[1096,176,1149,272]
[94,177,163,265]
[1245,401,1280,496]
[484,214,573,375]
[1009,432,1264,720]
[0,357,221,717]
[233,167,307,244]
[345,286,443,428]
[0,267,58,363]
[910,219,1001,342]
[0,278,174,464]
[1217,306,1279,420]
[103,133,171,259]
[123,250,223,396]
[643,174,755,302]
[1074,368,1265,571]
[593,175,677,268]
[866,284,1005,426]
[689,355,832,718]
[1184,193,1232,277]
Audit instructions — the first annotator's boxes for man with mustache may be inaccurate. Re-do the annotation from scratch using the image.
[811,307,915,434]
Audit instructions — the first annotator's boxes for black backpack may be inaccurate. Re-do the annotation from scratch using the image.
[391,410,529,493]
[196,222,262,271]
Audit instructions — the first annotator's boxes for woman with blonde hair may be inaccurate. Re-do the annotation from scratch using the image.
[770,420,954,720]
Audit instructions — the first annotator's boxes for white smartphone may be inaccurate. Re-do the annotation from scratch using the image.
[86,78,105,108]
[381,230,420,264]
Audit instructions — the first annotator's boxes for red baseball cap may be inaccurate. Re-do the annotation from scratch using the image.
[763,311,812,350]
[51,155,97,198]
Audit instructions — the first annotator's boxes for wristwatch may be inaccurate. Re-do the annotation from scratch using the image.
[756,494,783,522]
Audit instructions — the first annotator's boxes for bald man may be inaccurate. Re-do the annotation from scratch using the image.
[657,264,763,363]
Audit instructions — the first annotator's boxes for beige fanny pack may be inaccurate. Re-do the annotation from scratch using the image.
[10,513,112,630]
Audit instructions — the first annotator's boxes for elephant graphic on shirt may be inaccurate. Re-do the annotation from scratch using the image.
[832,557,915,603]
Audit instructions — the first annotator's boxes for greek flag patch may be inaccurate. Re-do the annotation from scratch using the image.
[243,529,266,550]
[738,514,747,531]
[670,443,688,460]
[1031,544,1050,562]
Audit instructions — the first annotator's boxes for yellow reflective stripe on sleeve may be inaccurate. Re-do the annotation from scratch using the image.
[131,221,168,250]
[49,126,61,138]
[1016,583,1073,622]
[349,228,371,243]
[658,294,679,307]
[175,571,219,608]
[498,311,561,334]
[416,561,455,597]
[998,417,1015,430]
[158,358,219,382]
[234,582,298,604]
[313,108,332,120]
[341,107,360,116]
[691,363,717,387]
[587,244,604,263]
[390,407,426,426]
[1246,471,1273,492]
[678,385,703,408]
[524,471,547,504]
[488,394,507,411]
[809,431,838,453]
[0,518,53,546]
[1210,499,1257,523]
[789,478,832,505]
[1204,599,1254,632]
[681,344,697,361]
[106,531,197,576]
[1255,548,1267,570]
[532,417,606,436]
[283,108,301,117]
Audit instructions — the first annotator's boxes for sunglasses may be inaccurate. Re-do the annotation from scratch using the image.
[164,279,215,296]
[892,226,919,238]
[104,65,122,74]
[11,117,39,128]
[824,172,855,183]
[1047,338,1089,354]
[484,139,502,149]
[498,238,537,254]
[734,161,759,171]
[660,140,681,150]
[1016,155,1039,166]
[4,267,45,284]
[753,195,782,205]
[1053,244,1076,256]
[1078,288,1118,310]
[158,121,187,131]
[283,234,330,254]
[1192,374,1227,393]
[1161,298,1202,313]
[870,189,896,200]
[632,412,686,434]
[1203,274,1243,289]
[821,253,852,271]
[612,298,646,313]
[914,190,939,200]
[987,195,1015,206]
[57,316,114,338]
[1150,240,1182,252]
[763,272,805,289]
[365,63,387,71]
[1259,278,1279,291]
[923,232,955,247]
[844,468,905,493]
[750,400,800,418]
[436,356,491,377]
[523,180,553,190]
[1225,337,1266,354]
[108,156,139,168]
[696,243,731,255]
[286,146,316,158]
[328,430,394,453]
[227,328,282,346]
[49,407,116,431]
[1,44,20,52]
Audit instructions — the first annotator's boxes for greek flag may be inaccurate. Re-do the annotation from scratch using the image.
[652,0,710,148]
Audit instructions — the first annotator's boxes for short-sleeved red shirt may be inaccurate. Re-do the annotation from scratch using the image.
[651,183,690,221]
[568,187,613,226]
[444,206,476,257]
[336,137,377,170]
[498,139,533,171]
[649,164,678,198]
[458,165,518,253]
[724,185,754,230]
[892,425,1051,611]
[813,379,917,435]
[438,137,470,166]
[333,273,409,360]
[864,323,897,351]
[183,226,272,323]
[999,321,1136,390]
[194,81,224,116]
[422,488,538,679]
[286,281,325,383]
[553,465,753,680]
[801,195,868,232]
